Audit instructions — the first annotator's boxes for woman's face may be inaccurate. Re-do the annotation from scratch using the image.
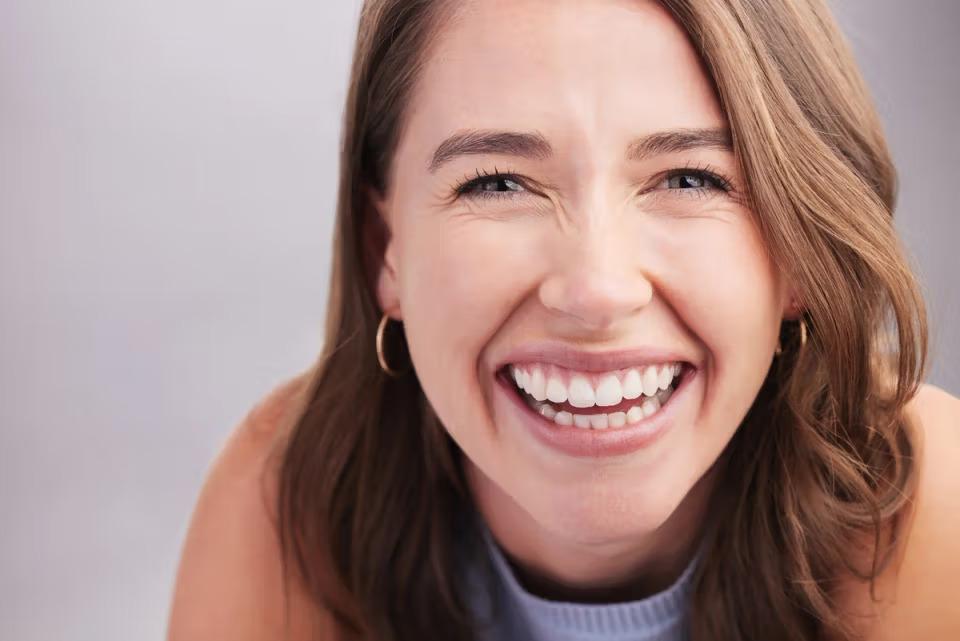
[374,0,790,552]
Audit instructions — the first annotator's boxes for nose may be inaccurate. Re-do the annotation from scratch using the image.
[538,229,654,332]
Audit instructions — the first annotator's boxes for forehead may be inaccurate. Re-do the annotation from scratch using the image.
[406,0,726,153]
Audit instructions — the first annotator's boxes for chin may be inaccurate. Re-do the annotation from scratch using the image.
[520,462,700,546]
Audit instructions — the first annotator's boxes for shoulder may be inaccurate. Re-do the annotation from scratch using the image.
[167,369,341,641]
[834,383,960,640]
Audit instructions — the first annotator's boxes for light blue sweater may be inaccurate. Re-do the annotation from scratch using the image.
[462,517,698,641]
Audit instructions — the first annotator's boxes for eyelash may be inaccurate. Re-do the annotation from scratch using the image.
[452,166,529,201]
[451,163,734,201]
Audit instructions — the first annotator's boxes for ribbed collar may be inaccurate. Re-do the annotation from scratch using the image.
[474,519,698,641]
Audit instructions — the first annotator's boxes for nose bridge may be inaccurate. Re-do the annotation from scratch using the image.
[539,217,654,330]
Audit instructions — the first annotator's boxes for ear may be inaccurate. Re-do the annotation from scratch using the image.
[780,281,803,320]
[361,185,402,320]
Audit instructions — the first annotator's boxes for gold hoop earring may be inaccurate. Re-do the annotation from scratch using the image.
[376,312,407,377]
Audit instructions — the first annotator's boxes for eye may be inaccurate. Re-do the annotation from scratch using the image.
[453,169,530,201]
[655,166,732,197]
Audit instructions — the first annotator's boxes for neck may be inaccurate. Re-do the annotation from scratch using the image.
[466,461,719,604]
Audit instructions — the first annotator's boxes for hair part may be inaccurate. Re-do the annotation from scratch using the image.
[275,1,928,639]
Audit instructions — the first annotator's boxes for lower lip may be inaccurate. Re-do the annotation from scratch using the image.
[495,366,694,459]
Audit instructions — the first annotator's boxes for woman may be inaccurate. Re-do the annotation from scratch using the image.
[168,0,960,639]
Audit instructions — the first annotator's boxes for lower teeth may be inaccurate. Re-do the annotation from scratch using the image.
[524,386,674,429]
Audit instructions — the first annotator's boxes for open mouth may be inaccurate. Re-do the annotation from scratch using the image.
[497,361,690,430]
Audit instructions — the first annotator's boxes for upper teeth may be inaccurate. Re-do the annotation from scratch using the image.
[509,362,681,408]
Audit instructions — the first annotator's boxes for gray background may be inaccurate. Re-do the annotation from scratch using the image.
[0,1,956,639]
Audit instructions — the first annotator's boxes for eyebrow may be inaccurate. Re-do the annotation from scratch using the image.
[427,126,732,172]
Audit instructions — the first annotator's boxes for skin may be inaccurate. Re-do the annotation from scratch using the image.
[165,1,960,639]
[165,376,959,640]
[832,384,960,641]
[373,0,791,599]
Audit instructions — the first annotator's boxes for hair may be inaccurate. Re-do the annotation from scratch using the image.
[272,0,929,639]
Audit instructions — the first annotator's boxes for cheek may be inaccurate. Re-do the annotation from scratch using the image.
[403,219,534,351]
[398,217,539,437]
[654,214,781,411]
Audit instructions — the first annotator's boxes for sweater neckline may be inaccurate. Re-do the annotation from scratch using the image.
[476,519,700,637]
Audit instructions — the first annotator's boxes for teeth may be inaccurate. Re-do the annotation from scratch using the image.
[641,396,660,417]
[656,386,673,405]
[528,367,547,401]
[567,376,596,408]
[589,414,609,429]
[658,364,673,390]
[545,376,568,403]
[573,414,592,429]
[641,366,660,397]
[595,374,623,407]
[622,369,643,400]
[510,361,684,413]
[522,386,674,430]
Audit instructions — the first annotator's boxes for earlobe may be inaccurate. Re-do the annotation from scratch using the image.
[781,285,802,320]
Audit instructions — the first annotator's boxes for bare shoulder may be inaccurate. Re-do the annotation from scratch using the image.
[167,369,340,641]
[835,383,960,640]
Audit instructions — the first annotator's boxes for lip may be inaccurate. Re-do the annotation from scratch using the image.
[495,342,694,373]
[494,363,695,458]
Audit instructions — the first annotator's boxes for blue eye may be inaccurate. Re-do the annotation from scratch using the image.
[454,169,529,201]
[451,165,735,203]
[659,168,731,195]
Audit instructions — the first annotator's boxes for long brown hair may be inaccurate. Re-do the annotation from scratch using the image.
[273,1,929,639]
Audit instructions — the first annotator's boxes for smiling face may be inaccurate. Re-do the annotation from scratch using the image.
[372,0,791,583]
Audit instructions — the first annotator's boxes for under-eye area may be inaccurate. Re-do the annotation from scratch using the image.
[498,361,690,429]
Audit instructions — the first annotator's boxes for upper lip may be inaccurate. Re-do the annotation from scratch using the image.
[495,341,693,374]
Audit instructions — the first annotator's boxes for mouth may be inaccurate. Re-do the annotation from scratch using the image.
[501,361,686,428]
[494,359,695,457]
